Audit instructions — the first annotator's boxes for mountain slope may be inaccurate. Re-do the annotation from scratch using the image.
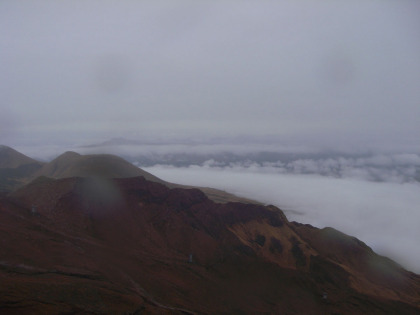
[2,176,419,314]
[0,145,42,168]
[35,151,163,182]
[0,145,44,192]
[0,146,257,204]
[31,150,257,204]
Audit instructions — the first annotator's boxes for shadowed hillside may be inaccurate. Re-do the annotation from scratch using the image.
[0,145,44,192]
[0,145,42,168]
[1,175,419,314]
[0,145,260,203]
[35,151,163,182]
[31,150,259,204]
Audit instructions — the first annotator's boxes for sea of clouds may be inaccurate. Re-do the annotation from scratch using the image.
[188,154,420,184]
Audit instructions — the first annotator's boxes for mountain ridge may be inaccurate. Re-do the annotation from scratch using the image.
[1,174,420,313]
[0,145,44,192]
[1,145,420,313]
[0,146,259,204]
[0,145,42,168]
[34,150,162,182]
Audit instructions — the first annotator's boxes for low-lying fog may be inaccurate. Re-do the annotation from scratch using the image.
[144,164,420,274]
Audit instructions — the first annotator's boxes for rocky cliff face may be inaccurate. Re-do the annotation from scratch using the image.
[1,175,419,314]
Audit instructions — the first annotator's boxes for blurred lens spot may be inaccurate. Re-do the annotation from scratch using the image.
[93,54,132,93]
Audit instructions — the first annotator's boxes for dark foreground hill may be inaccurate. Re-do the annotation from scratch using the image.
[1,175,419,314]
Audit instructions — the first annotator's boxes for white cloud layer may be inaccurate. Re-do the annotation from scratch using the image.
[144,165,420,273]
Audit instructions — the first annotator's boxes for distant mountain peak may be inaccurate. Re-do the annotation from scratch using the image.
[53,151,81,161]
[0,144,15,152]
[83,137,143,148]
[35,151,162,182]
[0,145,42,169]
[61,151,81,156]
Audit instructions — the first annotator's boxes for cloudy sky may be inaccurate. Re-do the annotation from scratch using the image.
[1,1,420,152]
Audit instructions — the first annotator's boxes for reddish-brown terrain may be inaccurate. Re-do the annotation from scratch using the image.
[1,148,420,314]
[0,146,256,204]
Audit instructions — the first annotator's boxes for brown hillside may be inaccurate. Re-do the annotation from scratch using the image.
[0,145,42,168]
[32,150,257,204]
[35,151,163,182]
[2,176,419,314]
[0,146,257,204]
[0,145,44,192]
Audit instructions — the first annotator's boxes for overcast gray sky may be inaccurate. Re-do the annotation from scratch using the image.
[1,1,420,152]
